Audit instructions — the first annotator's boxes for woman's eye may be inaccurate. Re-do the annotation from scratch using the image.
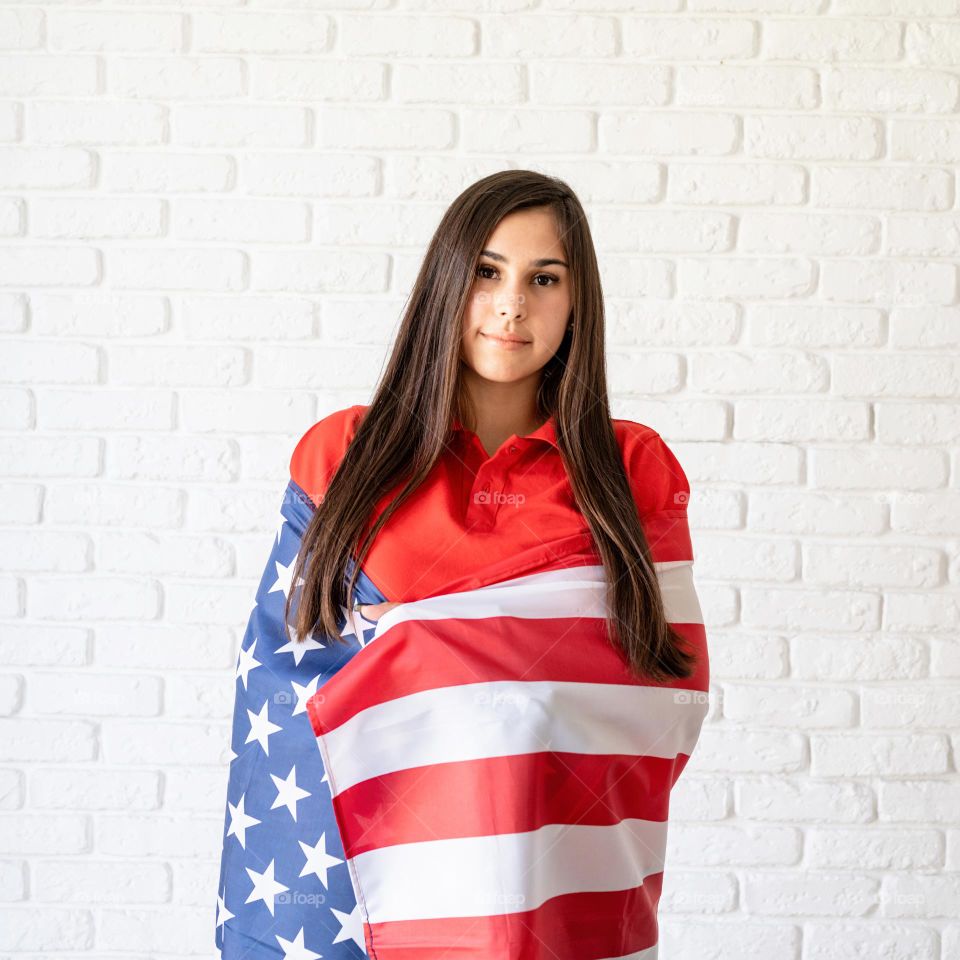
[475,265,559,286]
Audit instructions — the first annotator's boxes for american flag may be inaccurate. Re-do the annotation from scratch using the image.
[306,562,709,959]
[215,478,388,958]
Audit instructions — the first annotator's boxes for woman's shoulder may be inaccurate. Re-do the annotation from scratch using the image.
[610,416,660,449]
[610,417,690,516]
[289,403,370,503]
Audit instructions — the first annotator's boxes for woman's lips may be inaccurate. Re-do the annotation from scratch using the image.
[481,332,531,350]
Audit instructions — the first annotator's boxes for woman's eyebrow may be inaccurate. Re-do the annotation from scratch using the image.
[480,248,569,268]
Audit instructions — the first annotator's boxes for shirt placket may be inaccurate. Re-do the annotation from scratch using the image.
[465,440,522,531]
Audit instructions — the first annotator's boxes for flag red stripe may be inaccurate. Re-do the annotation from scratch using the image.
[334,750,693,859]
[643,511,693,564]
[308,616,707,739]
[362,872,664,960]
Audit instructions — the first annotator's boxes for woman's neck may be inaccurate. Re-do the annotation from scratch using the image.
[457,372,545,456]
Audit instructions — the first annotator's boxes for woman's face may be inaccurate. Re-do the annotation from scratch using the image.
[460,206,573,387]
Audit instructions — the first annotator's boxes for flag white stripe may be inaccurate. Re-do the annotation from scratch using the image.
[601,948,658,960]
[658,560,703,625]
[320,679,706,797]
[353,816,669,923]
[373,561,701,642]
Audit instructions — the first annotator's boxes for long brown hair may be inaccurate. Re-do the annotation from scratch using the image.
[286,169,697,683]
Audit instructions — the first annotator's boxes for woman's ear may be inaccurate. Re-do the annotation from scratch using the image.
[357,600,401,623]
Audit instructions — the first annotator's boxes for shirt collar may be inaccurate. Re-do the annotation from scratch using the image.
[450,412,559,449]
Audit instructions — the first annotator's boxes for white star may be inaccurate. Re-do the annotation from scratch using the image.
[275,927,322,960]
[339,605,371,645]
[226,794,260,848]
[271,765,311,821]
[298,831,343,889]
[275,510,287,546]
[275,625,326,666]
[236,637,262,690]
[330,900,366,951]
[216,890,234,929]
[245,699,283,756]
[245,858,288,916]
[291,674,320,716]
[269,555,304,599]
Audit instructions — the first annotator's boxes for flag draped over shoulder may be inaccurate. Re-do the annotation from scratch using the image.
[215,477,386,959]
[307,562,709,960]
[216,410,709,960]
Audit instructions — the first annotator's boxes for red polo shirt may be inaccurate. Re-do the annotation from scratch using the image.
[289,404,692,604]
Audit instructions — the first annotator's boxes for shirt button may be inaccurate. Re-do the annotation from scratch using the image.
[508,445,517,453]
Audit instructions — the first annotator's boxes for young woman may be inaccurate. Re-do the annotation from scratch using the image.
[215,169,709,960]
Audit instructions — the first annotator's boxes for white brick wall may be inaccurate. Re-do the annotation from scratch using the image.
[2,1,958,956]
